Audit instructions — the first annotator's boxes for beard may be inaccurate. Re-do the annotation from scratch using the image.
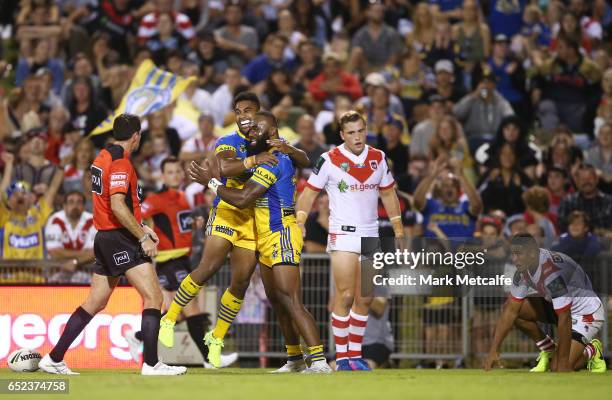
[247,134,271,156]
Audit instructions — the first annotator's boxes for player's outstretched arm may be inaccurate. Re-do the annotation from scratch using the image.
[484,297,522,371]
[215,150,278,178]
[555,308,572,372]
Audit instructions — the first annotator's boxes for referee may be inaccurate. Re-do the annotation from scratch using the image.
[39,114,187,376]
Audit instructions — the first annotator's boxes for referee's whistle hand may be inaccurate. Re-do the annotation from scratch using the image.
[141,238,158,258]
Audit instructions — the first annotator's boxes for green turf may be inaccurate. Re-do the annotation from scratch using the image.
[0,368,610,400]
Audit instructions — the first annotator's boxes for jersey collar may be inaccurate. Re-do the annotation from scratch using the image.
[338,143,369,164]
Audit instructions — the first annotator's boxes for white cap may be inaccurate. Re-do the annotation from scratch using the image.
[364,72,386,86]
[435,59,454,74]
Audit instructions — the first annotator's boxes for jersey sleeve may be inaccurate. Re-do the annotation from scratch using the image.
[109,159,133,195]
[379,156,395,190]
[214,136,236,154]
[306,155,330,191]
[44,217,63,251]
[250,163,279,189]
[509,271,530,302]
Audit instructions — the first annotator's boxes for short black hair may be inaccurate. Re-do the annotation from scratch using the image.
[64,190,86,204]
[161,156,181,172]
[232,91,260,110]
[510,233,538,250]
[256,110,278,127]
[113,113,141,140]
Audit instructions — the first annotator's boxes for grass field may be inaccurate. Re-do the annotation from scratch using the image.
[1,368,611,400]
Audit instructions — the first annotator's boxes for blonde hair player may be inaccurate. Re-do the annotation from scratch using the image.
[296,110,404,371]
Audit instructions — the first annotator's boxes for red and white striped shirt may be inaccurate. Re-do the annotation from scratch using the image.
[44,210,96,251]
[138,11,195,42]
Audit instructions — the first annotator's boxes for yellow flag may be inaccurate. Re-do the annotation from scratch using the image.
[90,59,195,136]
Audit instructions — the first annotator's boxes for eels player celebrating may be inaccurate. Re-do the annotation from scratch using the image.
[191,111,332,373]
[484,234,606,373]
[295,111,404,371]
[159,92,309,368]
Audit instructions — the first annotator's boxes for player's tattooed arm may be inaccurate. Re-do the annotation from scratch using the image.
[484,297,522,371]
[217,180,267,209]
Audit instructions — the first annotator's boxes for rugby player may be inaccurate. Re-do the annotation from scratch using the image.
[484,233,607,373]
[190,111,332,373]
[39,114,186,376]
[124,157,237,367]
[159,92,309,368]
[295,111,404,371]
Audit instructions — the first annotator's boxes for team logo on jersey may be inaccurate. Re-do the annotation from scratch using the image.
[91,166,103,195]
[370,160,378,170]
[312,157,325,175]
[337,180,349,193]
[340,162,350,172]
[177,210,193,233]
[239,143,247,153]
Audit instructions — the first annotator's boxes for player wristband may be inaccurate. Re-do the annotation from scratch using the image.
[296,210,308,225]
[243,156,256,169]
[207,178,222,195]
[139,233,152,244]
[390,216,404,237]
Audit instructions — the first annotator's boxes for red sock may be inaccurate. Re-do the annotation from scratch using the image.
[584,343,596,359]
[331,313,349,362]
[347,310,368,359]
[536,336,555,352]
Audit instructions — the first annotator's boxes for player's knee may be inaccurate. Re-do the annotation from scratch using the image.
[229,279,250,299]
[337,289,355,308]
[142,288,163,309]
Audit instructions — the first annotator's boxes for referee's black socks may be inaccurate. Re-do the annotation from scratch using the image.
[142,308,161,366]
[186,314,210,361]
[50,306,93,362]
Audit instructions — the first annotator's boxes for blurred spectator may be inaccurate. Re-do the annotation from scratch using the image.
[376,119,408,178]
[487,0,526,38]
[276,9,305,60]
[478,143,532,216]
[146,12,190,66]
[549,12,592,54]
[44,190,96,267]
[308,52,362,104]
[262,68,294,109]
[292,39,322,89]
[180,62,214,116]
[187,30,229,92]
[414,157,482,238]
[44,106,70,165]
[404,3,435,58]
[365,85,408,144]
[545,167,570,222]
[293,114,327,172]
[138,0,195,44]
[179,114,217,162]
[8,76,48,136]
[585,121,612,192]
[475,116,539,179]
[453,68,514,150]
[243,34,294,85]
[321,94,353,147]
[60,53,100,106]
[347,2,403,75]
[552,210,603,259]
[139,110,181,156]
[522,185,558,248]
[422,60,465,109]
[63,138,95,193]
[13,129,58,194]
[0,152,63,259]
[397,154,428,195]
[214,2,259,68]
[392,51,431,121]
[452,0,491,67]
[211,66,242,127]
[486,34,528,121]
[533,33,601,134]
[430,0,463,21]
[304,192,328,253]
[15,1,61,58]
[289,0,327,49]
[428,115,473,179]
[410,95,446,157]
[68,76,108,139]
[89,0,140,63]
[357,72,404,117]
[557,164,612,236]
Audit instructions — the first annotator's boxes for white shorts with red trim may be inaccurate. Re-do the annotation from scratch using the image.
[571,305,604,343]
[326,233,361,254]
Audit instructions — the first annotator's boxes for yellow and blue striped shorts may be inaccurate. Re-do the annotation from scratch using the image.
[257,224,303,268]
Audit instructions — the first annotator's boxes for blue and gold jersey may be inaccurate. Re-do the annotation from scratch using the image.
[249,151,297,237]
[213,131,254,211]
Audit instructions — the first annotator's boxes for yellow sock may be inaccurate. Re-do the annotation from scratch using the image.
[212,289,243,339]
[165,274,202,322]
[286,344,302,361]
[308,345,325,363]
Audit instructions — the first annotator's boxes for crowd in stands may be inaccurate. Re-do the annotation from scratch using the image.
[0,0,611,275]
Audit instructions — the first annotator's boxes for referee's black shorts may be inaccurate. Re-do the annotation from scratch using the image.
[93,229,152,277]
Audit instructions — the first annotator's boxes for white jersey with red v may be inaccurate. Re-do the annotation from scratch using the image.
[306,144,395,236]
